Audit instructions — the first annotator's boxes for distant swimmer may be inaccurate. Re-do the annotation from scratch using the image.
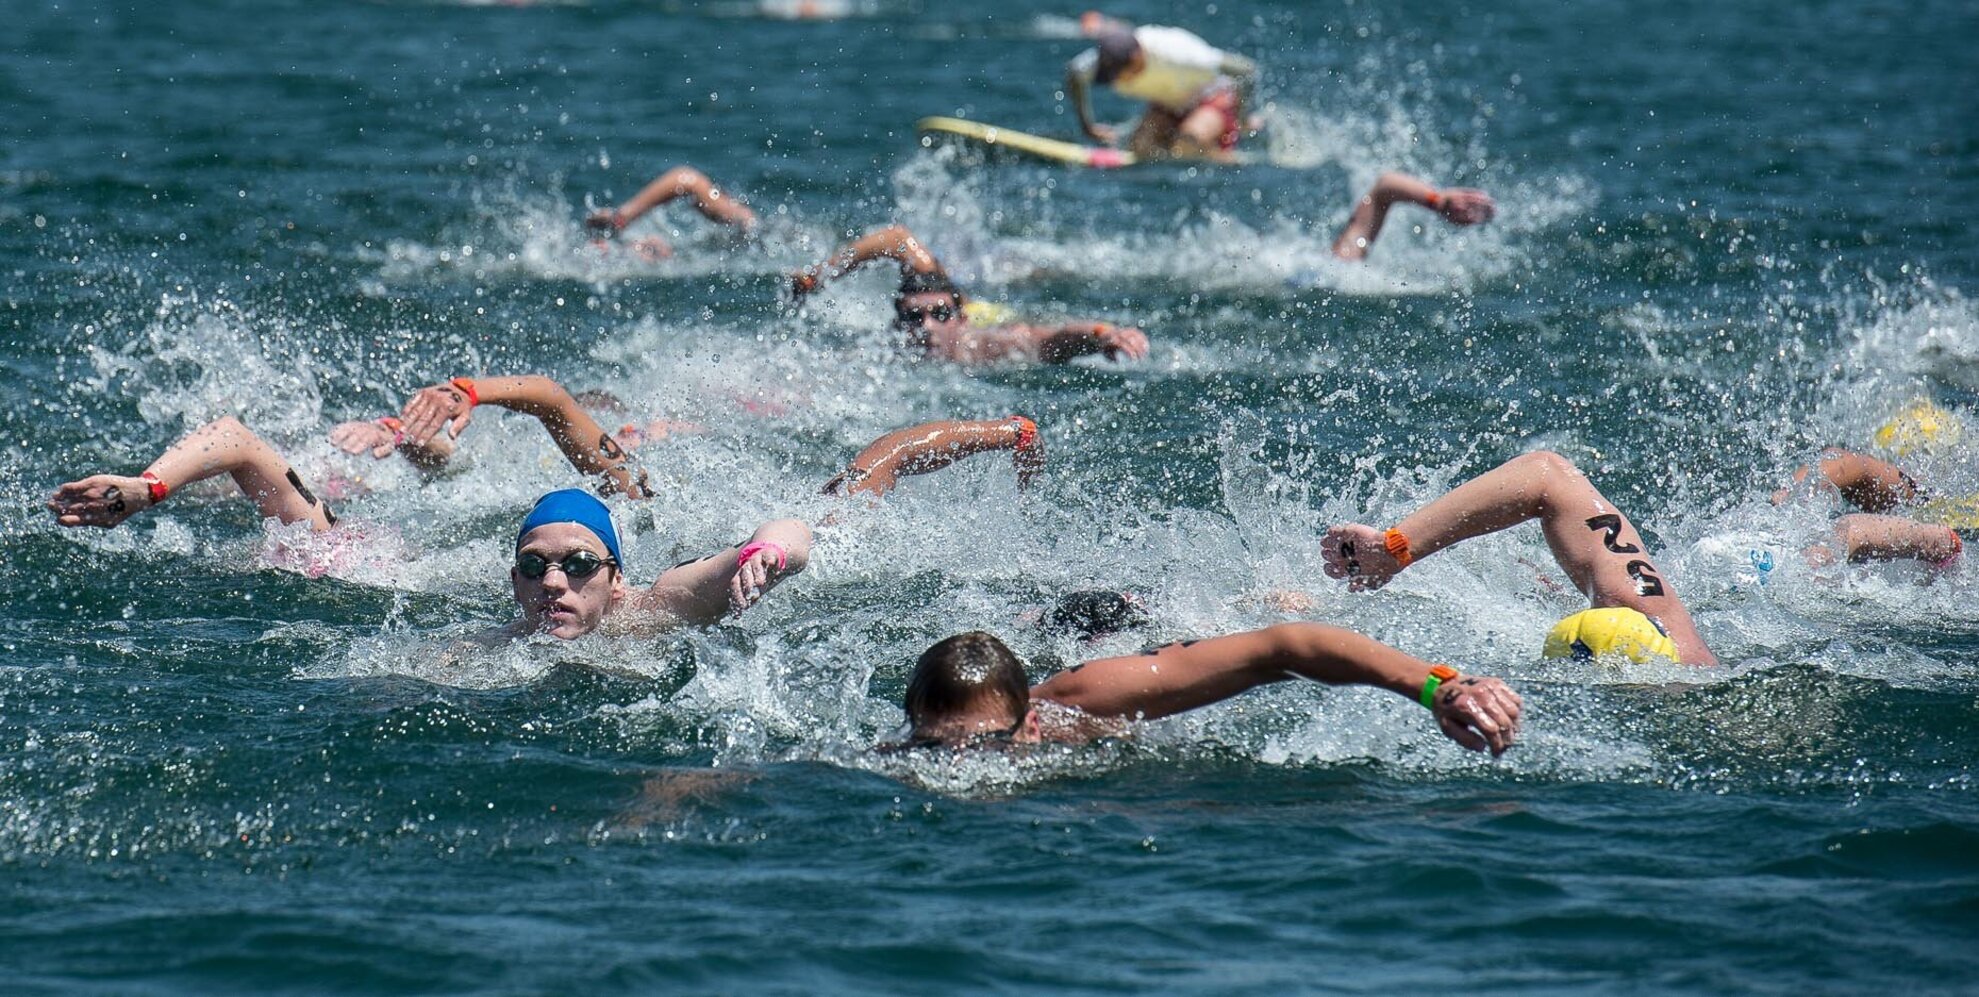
[1770,401,1971,570]
[1321,451,1716,666]
[822,416,1046,498]
[1331,171,1497,262]
[1064,11,1257,163]
[789,224,1150,365]
[584,164,757,260]
[892,625,1521,754]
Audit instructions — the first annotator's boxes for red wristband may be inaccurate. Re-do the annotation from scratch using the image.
[450,377,479,407]
[1008,415,1039,452]
[1384,528,1414,568]
[737,540,789,572]
[1423,191,1443,209]
[376,416,406,445]
[141,471,170,504]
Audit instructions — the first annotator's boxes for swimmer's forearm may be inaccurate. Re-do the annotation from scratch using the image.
[472,375,650,499]
[1065,69,1100,137]
[806,226,942,284]
[1389,456,1559,563]
[1035,325,1107,363]
[834,419,1028,497]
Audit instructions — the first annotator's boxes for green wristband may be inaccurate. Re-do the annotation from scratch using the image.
[1419,665,1458,710]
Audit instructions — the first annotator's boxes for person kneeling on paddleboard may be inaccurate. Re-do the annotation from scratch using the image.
[1064,11,1258,163]
[789,224,1149,365]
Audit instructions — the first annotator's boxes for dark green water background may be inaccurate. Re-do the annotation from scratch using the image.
[4,0,1978,992]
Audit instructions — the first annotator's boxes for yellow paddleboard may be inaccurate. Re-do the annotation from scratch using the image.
[916,116,1137,169]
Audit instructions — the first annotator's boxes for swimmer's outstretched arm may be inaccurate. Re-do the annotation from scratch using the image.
[585,165,757,235]
[1773,448,1924,512]
[822,417,1045,498]
[49,416,337,532]
[790,224,944,297]
[1033,622,1522,755]
[928,321,1150,365]
[1818,514,1961,566]
[1320,451,1716,665]
[1330,172,1496,262]
[634,519,814,624]
[396,375,653,500]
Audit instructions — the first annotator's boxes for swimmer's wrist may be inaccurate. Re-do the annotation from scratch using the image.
[737,540,789,572]
[1007,415,1039,453]
[1422,190,1443,210]
[450,377,480,408]
[1419,663,1458,709]
[1384,528,1415,568]
[140,470,170,506]
[377,416,407,446]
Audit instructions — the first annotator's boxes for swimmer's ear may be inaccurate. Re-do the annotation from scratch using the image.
[1018,708,1042,744]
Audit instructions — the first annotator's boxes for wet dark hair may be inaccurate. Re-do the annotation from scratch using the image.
[1040,590,1150,641]
[895,268,962,304]
[1093,28,1140,84]
[904,631,1029,735]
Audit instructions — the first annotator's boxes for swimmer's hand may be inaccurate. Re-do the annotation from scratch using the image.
[399,382,475,445]
[1097,324,1149,361]
[788,268,821,301]
[728,546,782,612]
[583,209,624,235]
[1320,523,1406,591]
[1086,123,1120,147]
[1431,674,1522,756]
[1434,189,1496,227]
[329,420,399,459]
[48,474,152,528]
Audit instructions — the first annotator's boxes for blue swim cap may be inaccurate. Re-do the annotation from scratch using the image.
[515,489,623,568]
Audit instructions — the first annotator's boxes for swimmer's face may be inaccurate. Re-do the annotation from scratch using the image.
[894,291,967,336]
[909,699,1040,748]
[511,523,627,640]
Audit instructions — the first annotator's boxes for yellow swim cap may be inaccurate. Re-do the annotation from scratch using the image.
[1873,399,1963,457]
[1543,608,1679,664]
[1916,494,1979,530]
[962,300,1017,326]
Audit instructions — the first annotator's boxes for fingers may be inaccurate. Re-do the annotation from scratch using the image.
[1439,678,1522,755]
[371,441,395,459]
[1439,715,1488,753]
[448,408,474,440]
[729,555,771,611]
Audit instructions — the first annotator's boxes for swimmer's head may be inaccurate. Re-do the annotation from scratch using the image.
[1874,399,1963,457]
[512,490,628,640]
[1040,590,1150,641]
[515,489,623,567]
[894,270,967,337]
[1542,607,1679,664]
[1090,26,1141,84]
[903,632,1035,746]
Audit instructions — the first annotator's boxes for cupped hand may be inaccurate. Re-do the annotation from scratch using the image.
[728,548,780,612]
[398,383,474,445]
[330,420,397,459]
[1435,189,1496,226]
[1098,325,1149,361]
[48,474,149,528]
[1432,674,1523,755]
[1319,523,1405,591]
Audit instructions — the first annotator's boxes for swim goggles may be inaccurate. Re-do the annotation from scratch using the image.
[514,550,618,580]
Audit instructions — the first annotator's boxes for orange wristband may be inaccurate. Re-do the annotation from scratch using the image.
[1384,528,1414,568]
[141,471,170,504]
[1423,191,1443,209]
[1008,415,1038,452]
[376,416,406,444]
[450,377,479,407]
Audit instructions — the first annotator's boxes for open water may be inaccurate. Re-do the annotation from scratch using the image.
[4,0,1978,992]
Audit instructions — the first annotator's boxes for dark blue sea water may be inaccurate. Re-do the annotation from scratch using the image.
[5,0,1979,992]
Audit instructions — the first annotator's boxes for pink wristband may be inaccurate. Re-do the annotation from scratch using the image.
[737,540,788,572]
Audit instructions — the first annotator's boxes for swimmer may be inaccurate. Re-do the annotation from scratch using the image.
[894,625,1521,754]
[47,417,811,636]
[1330,172,1497,262]
[583,165,757,260]
[1320,451,1716,666]
[1064,11,1258,163]
[1772,444,1966,570]
[790,224,1150,364]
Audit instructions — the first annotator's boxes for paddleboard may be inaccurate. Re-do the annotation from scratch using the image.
[916,116,1136,169]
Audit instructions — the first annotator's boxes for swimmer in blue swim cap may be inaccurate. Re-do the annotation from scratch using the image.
[1320,451,1714,666]
[789,224,1151,365]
